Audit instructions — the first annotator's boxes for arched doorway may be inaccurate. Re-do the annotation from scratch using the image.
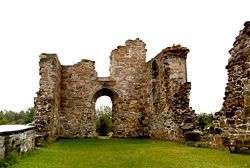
[95,96,112,136]
[92,88,119,137]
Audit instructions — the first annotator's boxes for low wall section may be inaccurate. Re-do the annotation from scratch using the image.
[0,125,35,159]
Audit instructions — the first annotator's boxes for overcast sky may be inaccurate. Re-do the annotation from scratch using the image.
[0,0,249,113]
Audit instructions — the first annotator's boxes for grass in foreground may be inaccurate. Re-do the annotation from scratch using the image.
[13,138,250,168]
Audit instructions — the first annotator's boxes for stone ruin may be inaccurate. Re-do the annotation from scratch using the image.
[213,22,250,145]
[34,39,196,141]
[33,21,250,145]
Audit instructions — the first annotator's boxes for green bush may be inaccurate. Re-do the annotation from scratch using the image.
[5,151,18,166]
[185,141,195,147]
[96,114,112,136]
[0,159,8,168]
[0,151,19,168]
[96,106,112,136]
[197,113,213,130]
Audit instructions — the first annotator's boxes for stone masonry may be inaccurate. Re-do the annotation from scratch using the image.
[213,22,250,145]
[35,38,196,141]
[148,45,196,139]
[0,126,35,159]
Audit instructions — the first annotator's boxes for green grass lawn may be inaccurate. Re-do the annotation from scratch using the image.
[12,138,250,168]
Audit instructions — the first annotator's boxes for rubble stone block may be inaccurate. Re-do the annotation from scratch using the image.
[244,106,250,117]
[214,136,222,145]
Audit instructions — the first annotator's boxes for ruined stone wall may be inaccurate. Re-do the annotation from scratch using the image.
[110,39,150,137]
[59,60,97,138]
[57,40,150,138]
[148,45,196,140]
[213,22,250,144]
[0,126,35,159]
[34,54,61,140]
[35,39,195,140]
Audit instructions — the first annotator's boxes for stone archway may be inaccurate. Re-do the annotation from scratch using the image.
[92,88,118,104]
[92,88,119,135]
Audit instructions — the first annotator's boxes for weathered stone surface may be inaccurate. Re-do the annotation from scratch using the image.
[214,136,222,145]
[213,21,250,145]
[34,54,61,141]
[0,127,35,159]
[147,45,196,140]
[35,39,196,140]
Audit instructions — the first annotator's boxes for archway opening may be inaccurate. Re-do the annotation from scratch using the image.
[95,96,112,136]
[93,88,118,137]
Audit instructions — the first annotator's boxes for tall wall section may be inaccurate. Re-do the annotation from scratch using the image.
[148,45,196,140]
[59,60,98,138]
[34,54,62,140]
[109,39,150,137]
[214,22,250,144]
